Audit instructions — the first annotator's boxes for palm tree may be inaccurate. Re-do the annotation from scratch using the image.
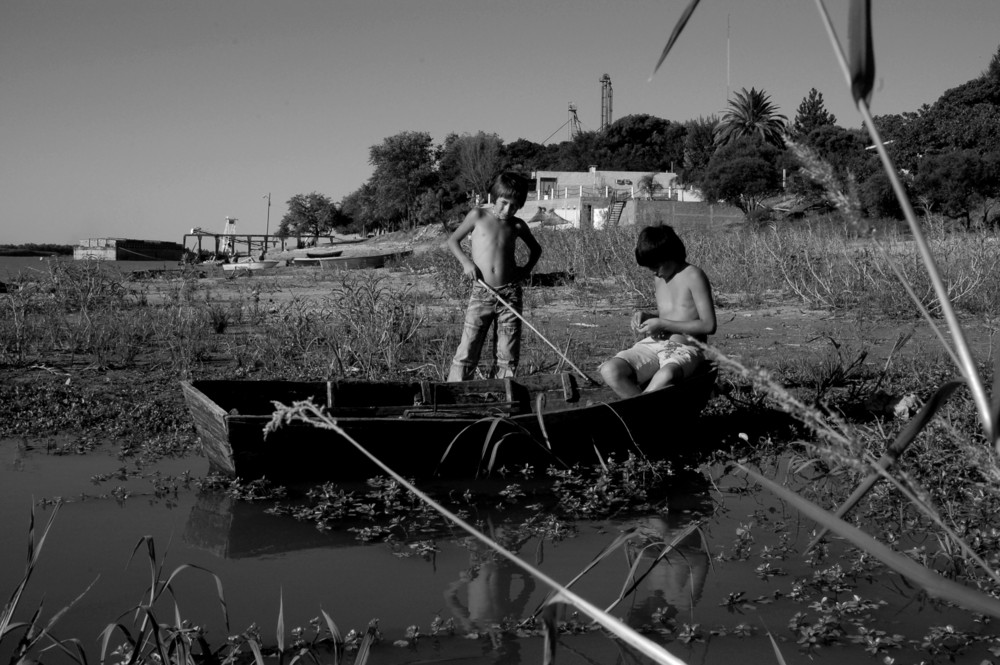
[714,87,787,148]
[636,173,662,200]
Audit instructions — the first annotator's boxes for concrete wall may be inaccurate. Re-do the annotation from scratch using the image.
[520,198,744,233]
[623,200,745,232]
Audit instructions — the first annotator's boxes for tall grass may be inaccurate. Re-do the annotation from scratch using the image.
[529,222,1000,316]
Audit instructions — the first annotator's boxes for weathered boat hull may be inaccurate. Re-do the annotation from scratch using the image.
[221,260,280,272]
[305,249,343,259]
[180,368,717,481]
[317,250,413,271]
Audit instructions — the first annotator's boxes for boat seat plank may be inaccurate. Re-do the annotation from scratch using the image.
[323,401,524,418]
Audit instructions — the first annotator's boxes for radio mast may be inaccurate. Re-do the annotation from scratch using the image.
[600,73,613,131]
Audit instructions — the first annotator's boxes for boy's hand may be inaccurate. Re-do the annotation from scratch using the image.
[630,310,644,334]
[637,317,667,337]
[463,263,483,282]
[631,310,654,334]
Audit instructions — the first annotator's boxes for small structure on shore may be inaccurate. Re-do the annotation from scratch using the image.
[73,238,185,261]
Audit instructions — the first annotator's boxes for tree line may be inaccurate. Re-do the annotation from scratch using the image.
[278,43,1000,237]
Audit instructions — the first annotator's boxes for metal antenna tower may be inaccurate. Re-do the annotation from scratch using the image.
[600,73,613,131]
[568,103,582,140]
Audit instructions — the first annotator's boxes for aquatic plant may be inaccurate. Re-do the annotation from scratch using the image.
[0,502,92,665]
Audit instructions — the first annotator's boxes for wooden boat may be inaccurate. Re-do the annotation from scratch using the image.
[318,250,413,271]
[180,366,717,481]
[221,259,280,272]
[305,249,343,259]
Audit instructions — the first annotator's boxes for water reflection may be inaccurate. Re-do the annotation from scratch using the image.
[444,523,536,634]
[621,516,709,629]
[183,493,352,558]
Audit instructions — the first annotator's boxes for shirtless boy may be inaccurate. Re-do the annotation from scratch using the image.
[600,224,716,398]
[447,172,542,382]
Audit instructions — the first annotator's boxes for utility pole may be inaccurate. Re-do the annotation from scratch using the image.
[262,193,271,259]
[726,14,731,104]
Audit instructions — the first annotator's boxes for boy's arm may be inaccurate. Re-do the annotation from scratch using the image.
[447,211,482,281]
[515,221,542,281]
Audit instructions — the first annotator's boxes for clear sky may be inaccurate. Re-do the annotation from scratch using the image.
[2,0,997,245]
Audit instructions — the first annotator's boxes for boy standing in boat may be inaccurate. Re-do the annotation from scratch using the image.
[600,224,716,398]
[447,172,542,381]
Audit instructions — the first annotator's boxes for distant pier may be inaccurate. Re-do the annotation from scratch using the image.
[74,238,185,261]
[182,230,365,261]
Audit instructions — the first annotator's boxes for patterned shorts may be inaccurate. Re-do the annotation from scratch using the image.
[613,337,704,385]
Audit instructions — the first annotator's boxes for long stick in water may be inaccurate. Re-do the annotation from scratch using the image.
[477,278,598,385]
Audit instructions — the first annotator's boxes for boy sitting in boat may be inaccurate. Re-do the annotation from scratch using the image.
[600,224,716,398]
[446,172,542,381]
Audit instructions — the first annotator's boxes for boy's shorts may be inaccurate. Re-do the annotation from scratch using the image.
[613,337,704,385]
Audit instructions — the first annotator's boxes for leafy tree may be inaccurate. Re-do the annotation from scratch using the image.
[858,170,907,220]
[914,150,1000,228]
[338,184,377,235]
[872,111,924,172]
[714,87,787,148]
[368,131,438,229]
[546,131,603,171]
[874,44,1000,171]
[786,124,870,199]
[440,131,504,202]
[679,116,718,184]
[277,193,341,238]
[697,138,783,216]
[918,98,1000,156]
[987,42,1000,81]
[598,114,686,172]
[503,138,546,174]
[411,189,446,228]
[791,88,837,138]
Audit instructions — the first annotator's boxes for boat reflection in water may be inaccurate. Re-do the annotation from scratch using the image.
[183,493,350,559]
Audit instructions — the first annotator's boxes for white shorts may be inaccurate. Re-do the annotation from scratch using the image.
[613,338,704,385]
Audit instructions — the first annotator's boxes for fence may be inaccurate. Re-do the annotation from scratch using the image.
[629,200,745,232]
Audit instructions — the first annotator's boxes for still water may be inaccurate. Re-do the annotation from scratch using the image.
[0,256,184,281]
[1,437,993,665]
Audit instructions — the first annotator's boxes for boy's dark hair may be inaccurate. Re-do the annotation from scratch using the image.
[490,172,529,207]
[635,224,686,268]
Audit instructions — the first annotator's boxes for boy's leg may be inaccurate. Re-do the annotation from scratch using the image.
[601,339,660,398]
[448,286,495,382]
[644,343,704,393]
[643,363,684,393]
[600,358,643,398]
[494,284,522,378]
